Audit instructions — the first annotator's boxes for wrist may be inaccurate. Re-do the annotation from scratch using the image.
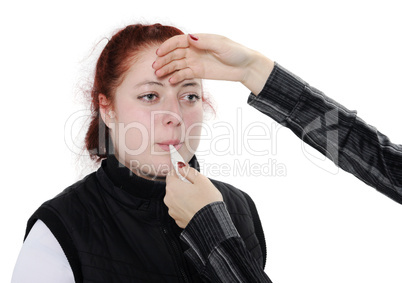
[242,50,274,95]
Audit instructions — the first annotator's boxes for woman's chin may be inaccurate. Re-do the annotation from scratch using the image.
[138,170,169,181]
[128,160,172,181]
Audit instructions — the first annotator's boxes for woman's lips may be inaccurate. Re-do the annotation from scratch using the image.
[157,142,183,152]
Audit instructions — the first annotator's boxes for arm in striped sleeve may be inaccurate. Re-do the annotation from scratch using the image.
[247,63,402,204]
[181,201,273,283]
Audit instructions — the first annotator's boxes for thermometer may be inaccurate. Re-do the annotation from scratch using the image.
[169,145,190,183]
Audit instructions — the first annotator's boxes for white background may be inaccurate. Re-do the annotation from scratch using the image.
[1,0,402,282]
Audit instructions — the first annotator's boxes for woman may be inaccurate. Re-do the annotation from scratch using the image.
[11,24,266,282]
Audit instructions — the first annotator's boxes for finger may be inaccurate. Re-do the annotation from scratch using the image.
[166,168,180,184]
[156,34,189,57]
[153,48,187,70]
[168,68,196,85]
[177,166,200,184]
[175,220,186,229]
[165,171,179,204]
[155,59,189,78]
[167,207,182,227]
[163,194,171,207]
[163,190,173,211]
[187,33,228,53]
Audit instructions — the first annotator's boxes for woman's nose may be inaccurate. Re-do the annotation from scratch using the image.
[161,100,183,127]
[162,112,182,126]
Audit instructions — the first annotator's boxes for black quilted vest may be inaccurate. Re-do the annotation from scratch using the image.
[25,155,266,282]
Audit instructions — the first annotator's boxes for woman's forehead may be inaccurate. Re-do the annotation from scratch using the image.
[123,51,202,89]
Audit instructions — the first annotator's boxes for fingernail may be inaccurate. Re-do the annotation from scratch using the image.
[156,48,159,55]
[177,162,186,169]
[189,34,199,41]
[152,61,156,68]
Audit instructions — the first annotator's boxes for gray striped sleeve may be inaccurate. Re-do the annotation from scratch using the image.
[181,202,272,282]
[248,63,402,203]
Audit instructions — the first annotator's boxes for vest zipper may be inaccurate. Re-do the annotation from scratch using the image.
[162,226,190,283]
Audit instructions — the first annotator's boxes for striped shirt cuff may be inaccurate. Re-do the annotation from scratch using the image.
[247,62,306,124]
[180,202,239,267]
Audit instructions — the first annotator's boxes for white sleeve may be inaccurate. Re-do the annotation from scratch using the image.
[11,220,75,283]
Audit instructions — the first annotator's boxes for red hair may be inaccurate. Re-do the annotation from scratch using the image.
[85,24,184,162]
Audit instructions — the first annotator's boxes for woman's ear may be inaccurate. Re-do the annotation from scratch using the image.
[98,94,114,125]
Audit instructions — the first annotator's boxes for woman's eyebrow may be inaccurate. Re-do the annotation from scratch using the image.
[135,80,164,88]
[180,81,200,88]
[134,80,200,88]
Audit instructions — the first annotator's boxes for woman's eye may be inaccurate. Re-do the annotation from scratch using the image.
[138,93,158,103]
[183,93,201,103]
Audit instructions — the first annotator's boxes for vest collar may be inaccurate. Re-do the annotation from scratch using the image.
[101,154,200,200]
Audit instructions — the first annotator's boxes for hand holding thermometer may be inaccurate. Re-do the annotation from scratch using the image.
[169,145,190,183]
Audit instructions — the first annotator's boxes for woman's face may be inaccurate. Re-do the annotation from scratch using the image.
[105,46,204,180]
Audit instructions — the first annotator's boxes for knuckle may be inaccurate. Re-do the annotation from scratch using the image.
[167,51,174,62]
[168,62,176,73]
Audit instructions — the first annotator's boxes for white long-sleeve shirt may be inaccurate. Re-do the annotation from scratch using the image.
[12,220,74,283]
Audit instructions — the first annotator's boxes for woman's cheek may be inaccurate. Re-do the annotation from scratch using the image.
[116,111,152,156]
[184,112,203,156]
[124,126,150,153]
